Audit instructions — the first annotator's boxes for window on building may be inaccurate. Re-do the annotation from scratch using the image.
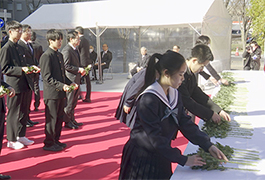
[7,3,13,11]
[17,3,22,11]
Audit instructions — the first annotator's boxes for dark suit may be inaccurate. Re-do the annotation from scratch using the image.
[130,54,150,76]
[62,44,81,122]
[31,41,43,109]
[1,35,8,48]
[18,40,39,114]
[93,50,112,79]
[77,36,92,100]
[178,67,222,122]
[90,50,97,79]
[0,65,10,152]
[39,47,72,147]
[0,40,32,142]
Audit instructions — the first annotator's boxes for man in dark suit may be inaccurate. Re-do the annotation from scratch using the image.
[1,31,8,48]
[0,64,15,179]
[89,45,97,80]
[18,25,40,127]
[75,26,92,103]
[0,21,39,150]
[62,30,85,129]
[178,44,231,124]
[30,31,43,112]
[130,47,150,76]
[39,29,78,151]
[93,43,112,80]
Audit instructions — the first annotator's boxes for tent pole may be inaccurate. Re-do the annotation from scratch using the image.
[138,27,141,54]
[96,23,103,84]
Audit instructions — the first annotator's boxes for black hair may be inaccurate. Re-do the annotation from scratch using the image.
[75,26,84,35]
[250,41,258,47]
[137,50,186,97]
[46,29,63,44]
[31,31,36,41]
[189,44,214,63]
[195,35,211,45]
[67,30,78,42]
[6,20,22,31]
[2,31,7,35]
[22,24,31,32]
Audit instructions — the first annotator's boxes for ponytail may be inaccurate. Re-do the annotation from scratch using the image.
[136,53,162,97]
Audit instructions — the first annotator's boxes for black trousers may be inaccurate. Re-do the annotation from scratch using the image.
[43,98,65,146]
[83,74,91,100]
[64,87,80,122]
[6,90,31,142]
[33,74,40,109]
[0,100,5,153]
[93,64,108,79]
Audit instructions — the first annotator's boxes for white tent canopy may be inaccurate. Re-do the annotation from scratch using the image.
[21,0,232,81]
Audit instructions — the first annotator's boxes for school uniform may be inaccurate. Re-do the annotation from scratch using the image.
[0,40,33,142]
[0,66,10,152]
[115,69,146,128]
[178,67,222,121]
[119,81,213,179]
[39,47,72,148]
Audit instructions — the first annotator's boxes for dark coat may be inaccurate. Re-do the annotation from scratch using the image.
[1,35,8,48]
[0,65,10,113]
[100,50,112,68]
[61,44,81,84]
[0,40,32,93]
[199,63,221,81]
[39,47,72,100]
[31,41,43,65]
[77,36,92,67]
[178,67,222,121]
[242,46,261,70]
[115,69,145,128]
[90,50,97,64]
[138,54,150,68]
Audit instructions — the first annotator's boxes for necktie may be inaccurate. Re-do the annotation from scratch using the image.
[27,43,33,55]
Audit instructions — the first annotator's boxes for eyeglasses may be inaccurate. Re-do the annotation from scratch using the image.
[12,29,22,33]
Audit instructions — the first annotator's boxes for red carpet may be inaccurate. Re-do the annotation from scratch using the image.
[0,91,192,180]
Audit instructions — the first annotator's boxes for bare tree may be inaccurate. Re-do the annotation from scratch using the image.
[225,0,251,51]
[117,28,131,73]
[26,0,42,14]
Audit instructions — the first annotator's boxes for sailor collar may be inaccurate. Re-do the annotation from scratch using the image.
[138,81,178,110]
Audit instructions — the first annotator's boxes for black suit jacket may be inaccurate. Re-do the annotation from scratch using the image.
[39,47,72,100]
[62,44,81,84]
[18,40,38,85]
[32,41,43,65]
[90,50,97,64]
[100,50,112,68]
[178,67,222,121]
[0,40,32,93]
[77,36,91,67]
[0,64,10,113]
[138,54,150,68]
[1,36,8,48]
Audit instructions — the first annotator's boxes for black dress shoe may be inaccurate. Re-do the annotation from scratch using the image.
[64,121,79,129]
[43,144,64,152]
[72,119,83,126]
[82,99,91,103]
[26,121,34,128]
[56,141,67,148]
[78,95,83,100]
[28,119,39,125]
[0,174,11,179]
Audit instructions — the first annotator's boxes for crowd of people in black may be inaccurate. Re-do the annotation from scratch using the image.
[0,20,114,179]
